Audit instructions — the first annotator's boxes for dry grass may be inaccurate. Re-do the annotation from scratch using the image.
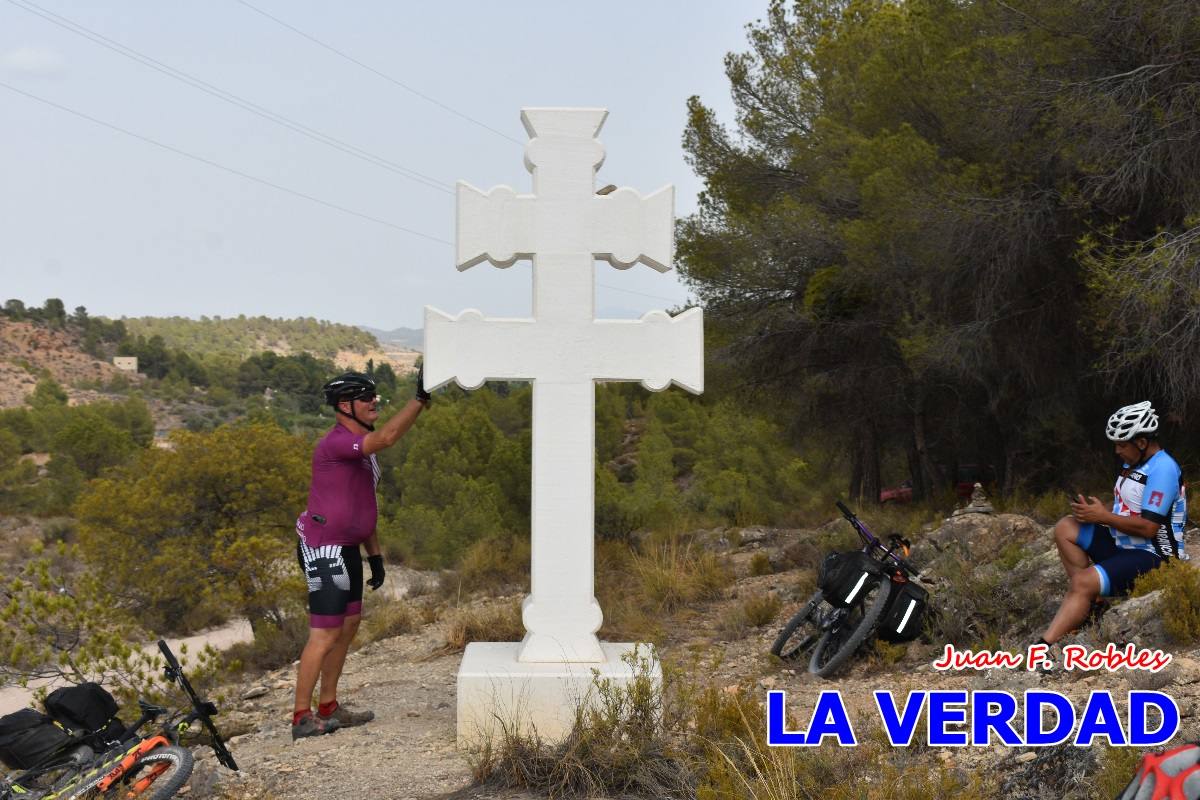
[740,592,782,628]
[457,534,531,594]
[442,602,524,652]
[632,538,732,613]
[748,551,773,576]
[358,597,418,645]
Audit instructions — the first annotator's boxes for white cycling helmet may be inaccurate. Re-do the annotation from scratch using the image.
[1106,401,1159,442]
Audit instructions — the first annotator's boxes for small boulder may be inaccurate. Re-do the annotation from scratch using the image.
[1098,590,1168,648]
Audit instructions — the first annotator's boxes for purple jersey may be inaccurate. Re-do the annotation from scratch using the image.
[296,425,381,548]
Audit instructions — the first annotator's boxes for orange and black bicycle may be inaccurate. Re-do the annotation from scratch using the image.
[0,640,237,800]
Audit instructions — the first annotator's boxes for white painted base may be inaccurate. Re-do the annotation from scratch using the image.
[456,641,660,747]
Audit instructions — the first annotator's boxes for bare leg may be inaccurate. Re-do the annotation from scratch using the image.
[318,614,361,706]
[294,627,342,715]
[1053,516,1091,579]
[1042,568,1101,644]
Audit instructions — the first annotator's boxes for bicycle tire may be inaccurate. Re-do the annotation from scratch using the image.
[809,579,890,678]
[109,745,194,800]
[770,590,826,661]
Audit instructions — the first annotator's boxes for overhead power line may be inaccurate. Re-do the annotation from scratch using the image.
[1,83,686,305]
[3,80,689,306]
[234,0,523,146]
[0,80,452,245]
[6,0,453,195]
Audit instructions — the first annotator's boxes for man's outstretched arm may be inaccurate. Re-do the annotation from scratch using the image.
[362,398,425,455]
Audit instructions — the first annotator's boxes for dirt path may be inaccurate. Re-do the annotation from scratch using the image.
[203,623,482,800]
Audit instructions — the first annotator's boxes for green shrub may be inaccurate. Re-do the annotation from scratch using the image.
[1131,559,1200,644]
[1088,746,1144,800]
[928,552,1046,646]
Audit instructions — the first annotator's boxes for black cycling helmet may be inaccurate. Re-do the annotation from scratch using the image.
[322,372,378,430]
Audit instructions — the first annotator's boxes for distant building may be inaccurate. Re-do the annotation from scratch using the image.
[113,356,138,373]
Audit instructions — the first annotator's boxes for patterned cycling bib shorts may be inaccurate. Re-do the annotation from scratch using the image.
[1077,524,1164,597]
[296,538,363,628]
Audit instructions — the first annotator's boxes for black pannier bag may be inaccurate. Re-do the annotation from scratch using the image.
[43,683,125,746]
[818,551,884,608]
[876,579,929,643]
[0,708,72,770]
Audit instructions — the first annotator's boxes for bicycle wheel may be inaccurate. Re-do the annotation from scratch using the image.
[770,590,826,661]
[808,579,891,678]
[109,745,194,800]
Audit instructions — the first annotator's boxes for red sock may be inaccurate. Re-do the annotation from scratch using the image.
[318,700,338,717]
[292,709,311,725]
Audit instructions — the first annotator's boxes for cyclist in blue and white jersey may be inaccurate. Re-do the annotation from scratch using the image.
[1040,401,1188,646]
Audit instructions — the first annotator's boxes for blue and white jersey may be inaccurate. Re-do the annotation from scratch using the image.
[1112,449,1188,559]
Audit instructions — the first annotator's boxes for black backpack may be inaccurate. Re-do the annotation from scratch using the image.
[818,550,884,608]
[43,683,125,748]
[0,708,73,770]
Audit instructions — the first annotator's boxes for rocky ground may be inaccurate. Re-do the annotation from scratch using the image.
[0,320,137,408]
[183,513,1200,800]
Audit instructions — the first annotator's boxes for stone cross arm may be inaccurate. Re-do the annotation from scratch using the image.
[457,183,674,271]
[423,306,703,393]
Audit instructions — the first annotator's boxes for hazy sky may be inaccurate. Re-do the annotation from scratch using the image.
[0,1,758,330]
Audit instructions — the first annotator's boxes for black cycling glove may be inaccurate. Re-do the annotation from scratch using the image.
[367,554,386,591]
[415,365,432,403]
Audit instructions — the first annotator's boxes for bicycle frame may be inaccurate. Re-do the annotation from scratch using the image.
[95,734,172,795]
[835,500,919,578]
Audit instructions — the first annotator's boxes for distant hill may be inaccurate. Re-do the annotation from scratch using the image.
[123,316,379,360]
[0,318,136,408]
[360,325,423,353]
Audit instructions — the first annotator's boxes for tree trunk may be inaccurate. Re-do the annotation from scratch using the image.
[912,400,945,494]
[850,422,882,504]
[907,442,926,502]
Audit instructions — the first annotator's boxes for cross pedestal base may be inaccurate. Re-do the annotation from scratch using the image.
[456,641,660,747]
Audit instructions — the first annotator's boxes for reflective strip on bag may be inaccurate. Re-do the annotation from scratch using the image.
[844,573,869,604]
[896,598,918,633]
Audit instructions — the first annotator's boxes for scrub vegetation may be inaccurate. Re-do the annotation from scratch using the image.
[472,650,986,800]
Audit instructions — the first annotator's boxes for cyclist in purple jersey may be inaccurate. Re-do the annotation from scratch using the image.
[292,368,430,740]
[1038,401,1185,651]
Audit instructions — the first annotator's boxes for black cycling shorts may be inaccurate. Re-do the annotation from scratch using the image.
[1077,524,1164,597]
[296,538,363,628]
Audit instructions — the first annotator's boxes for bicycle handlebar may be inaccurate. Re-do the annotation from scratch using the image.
[837,500,922,578]
[157,640,238,771]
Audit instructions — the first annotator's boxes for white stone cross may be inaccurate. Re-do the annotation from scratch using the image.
[424,108,703,663]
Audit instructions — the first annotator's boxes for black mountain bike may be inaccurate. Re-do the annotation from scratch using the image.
[0,640,238,800]
[771,501,926,678]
